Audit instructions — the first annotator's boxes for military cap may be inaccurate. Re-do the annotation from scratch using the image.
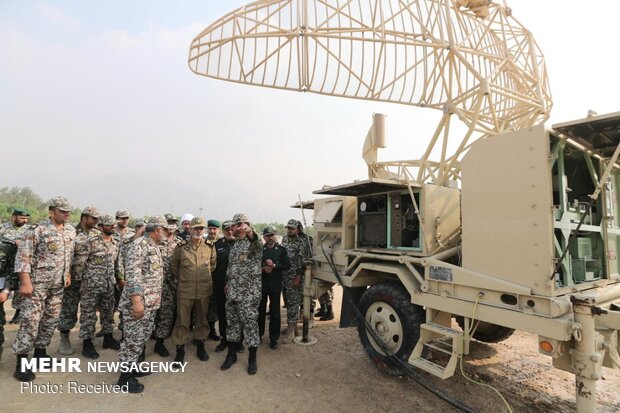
[12,208,30,217]
[191,217,206,228]
[207,219,221,228]
[222,220,234,229]
[262,226,276,236]
[167,223,179,232]
[98,214,116,226]
[49,196,72,212]
[135,219,146,227]
[147,216,167,227]
[116,209,130,218]
[286,219,302,228]
[82,206,100,218]
[232,213,249,225]
[164,213,178,223]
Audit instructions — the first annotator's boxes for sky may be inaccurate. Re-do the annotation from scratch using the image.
[1,0,619,223]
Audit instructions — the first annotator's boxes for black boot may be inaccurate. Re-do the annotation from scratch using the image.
[138,346,146,363]
[102,333,120,350]
[208,321,221,340]
[220,341,238,370]
[117,372,144,393]
[315,305,327,318]
[9,309,21,324]
[82,339,100,359]
[33,347,51,368]
[13,354,35,382]
[215,339,228,353]
[154,338,169,357]
[247,346,258,375]
[238,342,245,353]
[196,340,209,361]
[173,345,185,366]
[320,305,335,321]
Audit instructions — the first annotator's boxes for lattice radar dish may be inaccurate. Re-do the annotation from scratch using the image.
[189,0,552,185]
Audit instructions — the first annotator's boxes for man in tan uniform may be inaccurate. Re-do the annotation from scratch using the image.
[171,217,216,364]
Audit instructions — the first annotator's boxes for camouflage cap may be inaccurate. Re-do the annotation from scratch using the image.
[135,220,146,227]
[167,223,179,232]
[164,213,178,223]
[191,217,206,228]
[262,226,276,236]
[115,209,130,219]
[98,214,116,226]
[207,219,221,228]
[232,213,249,225]
[49,196,72,212]
[222,220,234,229]
[12,208,30,217]
[82,206,100,219]
[286,219,302,228]
[147,216,167,227]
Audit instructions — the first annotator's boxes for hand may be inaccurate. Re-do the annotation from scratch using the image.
[19,275,33,298]
[131,296,145,320]
[0,292,8,303]
[262,265,273,274]
[265,259,274,267]
[14,240,20,247]
[117,280,126,289]
[293,274,302,288]
[65,273,71,288]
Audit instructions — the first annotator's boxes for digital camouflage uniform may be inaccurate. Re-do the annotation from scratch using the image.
[113,227,135,328]
[75,233,121,340]
[154,237,177,339]
[118,233,163,364]
[225,232,262,347]
[13,219,76,354]
[0,221,29,311]
[58,225,99,333]
[281,232,313,325]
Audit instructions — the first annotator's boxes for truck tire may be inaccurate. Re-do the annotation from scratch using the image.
[357,282,425,375]
[455,317,515,343]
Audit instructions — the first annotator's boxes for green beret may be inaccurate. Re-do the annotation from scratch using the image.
[207,219,222,228]
[12,208,30,217]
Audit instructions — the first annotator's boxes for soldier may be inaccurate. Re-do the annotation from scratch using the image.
[178,213,194,242]
[281,219,313,344]
[112,209,135,334]
[0,208,31,324]
[316,288,335,320]
[213,220,235,353]
[58,205,100,355]
[171,217,216,363]
[116,216,167,393]
[259,226,290,349]
[75,214,121,359]
[12,197,76,382]
[0,231,20,360]
[153,219,179,357]
[205,219,221,341]
[220,213,262,375]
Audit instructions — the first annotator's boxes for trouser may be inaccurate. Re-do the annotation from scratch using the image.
[13,285,64,354]
[226,295,260,348]
[58,279,81,332]
[258,273,282,341]
[154,281,176,339]
[79,284,115,340]
[118,308,156,363]
[0,301,5,354]
[11,290,22,310]
[207,296,218,323]
[283,273,302,324]
[214,281,227,341]
[171,297,210,346]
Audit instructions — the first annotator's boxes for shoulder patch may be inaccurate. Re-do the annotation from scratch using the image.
[177,239,187,246]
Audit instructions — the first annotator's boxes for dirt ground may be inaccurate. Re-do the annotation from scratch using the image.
[1,286,619,413]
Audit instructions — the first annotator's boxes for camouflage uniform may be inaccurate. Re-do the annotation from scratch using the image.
[58,224,99,333]
[13,219,76,354]
[0,221,29,311]
[154,237,177,339]
[1,236,19,359]
[281,231,313,325]
[112,226,135,329]
[319,288,334,307]
[225,231,262,348]
[75,233,121,340]
[118,232,163,364]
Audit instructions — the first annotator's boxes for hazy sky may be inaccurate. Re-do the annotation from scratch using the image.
[1,1,619,223]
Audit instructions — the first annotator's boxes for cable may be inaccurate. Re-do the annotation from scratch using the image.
[319,238,477,413]
[459,294,513,413]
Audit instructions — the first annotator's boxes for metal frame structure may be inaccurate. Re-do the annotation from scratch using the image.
[189,0,552,186]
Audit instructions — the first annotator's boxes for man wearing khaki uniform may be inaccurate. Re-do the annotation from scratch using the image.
[171,217,216,363]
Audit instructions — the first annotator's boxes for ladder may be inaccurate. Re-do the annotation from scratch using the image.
[409,322,464,379]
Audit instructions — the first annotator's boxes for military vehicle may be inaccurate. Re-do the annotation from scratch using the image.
[189,1,620,411]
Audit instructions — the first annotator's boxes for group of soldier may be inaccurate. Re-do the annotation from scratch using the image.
[0,196,335,393]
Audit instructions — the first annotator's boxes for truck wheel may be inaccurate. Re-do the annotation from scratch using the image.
[455,317,515,343]
[357,282,425,375]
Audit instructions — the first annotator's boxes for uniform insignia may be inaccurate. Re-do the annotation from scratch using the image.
[152,263,161,270]
[48,241,58,252]
[240,254,246,262]
[184,246,190,251]
[95,257,103,265]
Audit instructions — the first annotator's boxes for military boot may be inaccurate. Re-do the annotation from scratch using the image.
[102,333,120,350]
[58,330,74,355]
[9,308,21,324]
[208,321,221,341]
[154,338,169,357]
[282,322,296,344]
[214,338,228,353]
[320,305,334,321]
[82,339,100,359]
[117,372,144,393]
[33,347,51,368]
[138,345,146,363]
[220,341,238,370]
[315,305,327,318]
[196,340,209,361]
[13,354,35,382]
[247,346,258,375]
[173,345,185,367]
